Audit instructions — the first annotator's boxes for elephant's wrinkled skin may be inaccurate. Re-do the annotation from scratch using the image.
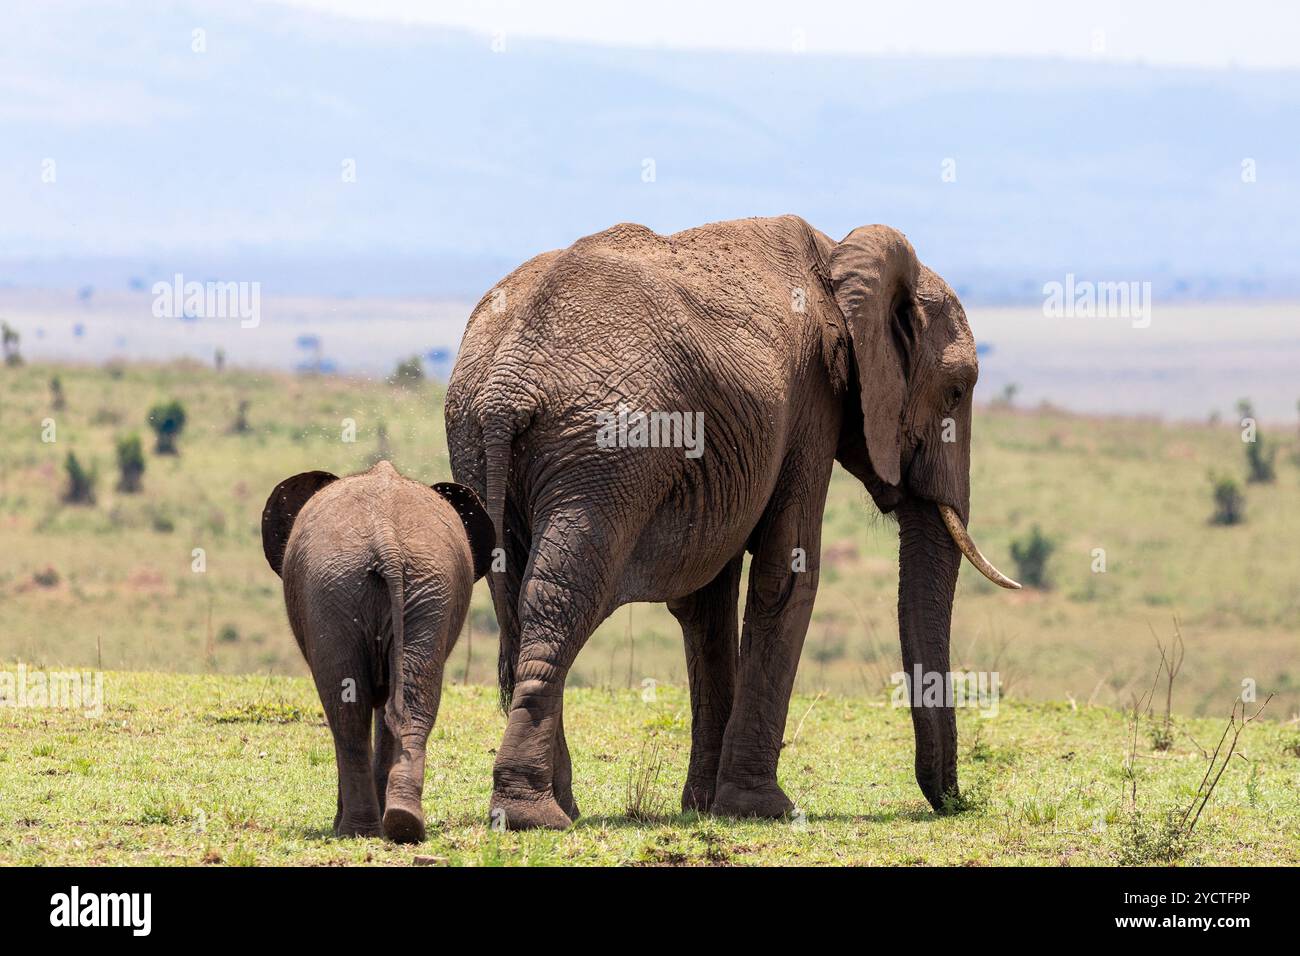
[446,215,1013,829]
[261,461,493,842]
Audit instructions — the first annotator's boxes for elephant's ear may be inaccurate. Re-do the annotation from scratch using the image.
[829,225,921,487]
[261,471,338,577]
[432,481,496,581]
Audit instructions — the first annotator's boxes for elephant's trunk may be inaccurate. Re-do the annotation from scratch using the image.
[897,498,961,811]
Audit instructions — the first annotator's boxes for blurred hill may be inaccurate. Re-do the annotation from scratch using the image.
[3,0,1299,301]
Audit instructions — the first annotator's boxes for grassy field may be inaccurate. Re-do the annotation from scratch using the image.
[2,360,1298,718]
[1,671,1296,866]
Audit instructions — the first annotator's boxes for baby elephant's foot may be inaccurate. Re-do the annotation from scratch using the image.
[710,780,795,819]
[489,793,574,831]
[382,803,427,844]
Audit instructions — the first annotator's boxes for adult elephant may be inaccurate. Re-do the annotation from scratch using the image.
[446,215,1019,830]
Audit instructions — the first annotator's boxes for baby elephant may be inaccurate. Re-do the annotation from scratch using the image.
[261,460,494,842]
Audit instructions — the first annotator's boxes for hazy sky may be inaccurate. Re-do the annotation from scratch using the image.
[270,0,1300,69]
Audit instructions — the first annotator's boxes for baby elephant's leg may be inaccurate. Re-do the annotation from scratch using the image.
[310,641,383,838]
[379,601,452,844]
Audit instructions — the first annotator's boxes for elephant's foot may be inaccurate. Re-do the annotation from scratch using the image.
[681,775,717,812]
[555,790,581,823]
[382,803,426,844]
[489,793,574,831]
[710,780,795,819]
[334,815,383,839]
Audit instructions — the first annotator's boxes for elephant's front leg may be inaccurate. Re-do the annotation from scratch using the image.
[711,495,822,819]
[667,553,743,812]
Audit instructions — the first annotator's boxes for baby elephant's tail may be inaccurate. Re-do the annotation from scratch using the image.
[374,526,406,737]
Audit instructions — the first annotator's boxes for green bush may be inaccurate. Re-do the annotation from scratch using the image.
[1238,398,1276,483]
[62,452,97,505]
[1,321,21,367]
[1245,437,1276,483]
[115,433,146,493]
[229,399,250,434]
[388,355,424,388]
[1210,474,1245,525]
[1009,525,1055,589]
[147,400,188,454]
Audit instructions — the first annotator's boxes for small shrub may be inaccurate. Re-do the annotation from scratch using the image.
[137,794,192,826]
[1245,762,1261,808]
[209,701,309,724]
[1148,724,1175,752]
[1009,525,1055,589]
[1294,398,1300,462]
[368,422,393,466]
[228,399,250,434]
[1019,796,1059,826]
[49,376,66,410]
[992,382,1019,408]
[147,506,175,533]
[1238,399,1276,483]
[939,781,988,815]
[1209,474,1244,525]
[1116,809,1189,865]
[62,452,97,505]
[147,399,188,454]
[625,736,667,822]
[1,321,21,367]
[1245,438,1276,483]
[388,355,424,388]
[1150,617,1185,752]
[32,566,60,588]
[115,433,145,493]
[810,635,846,665]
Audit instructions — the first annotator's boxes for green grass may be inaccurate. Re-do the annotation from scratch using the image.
[1,671,1296,866]
[2,360,1298,719]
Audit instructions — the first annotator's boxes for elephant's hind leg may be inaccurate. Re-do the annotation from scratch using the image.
[372,707,398,816]
[491,510,625,830]
[550,711,580,822]
[380,593,458,844]
[309,638,383,839]
[667,552,743,812]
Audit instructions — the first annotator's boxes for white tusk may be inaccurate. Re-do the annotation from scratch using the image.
[937,505,1022,590]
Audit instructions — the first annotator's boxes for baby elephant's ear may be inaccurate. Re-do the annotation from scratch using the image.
[432,482,496,581]
[261,471,338,577]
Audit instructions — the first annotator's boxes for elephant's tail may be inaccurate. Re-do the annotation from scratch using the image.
[375,528,407,737]
[482,419,517,714]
